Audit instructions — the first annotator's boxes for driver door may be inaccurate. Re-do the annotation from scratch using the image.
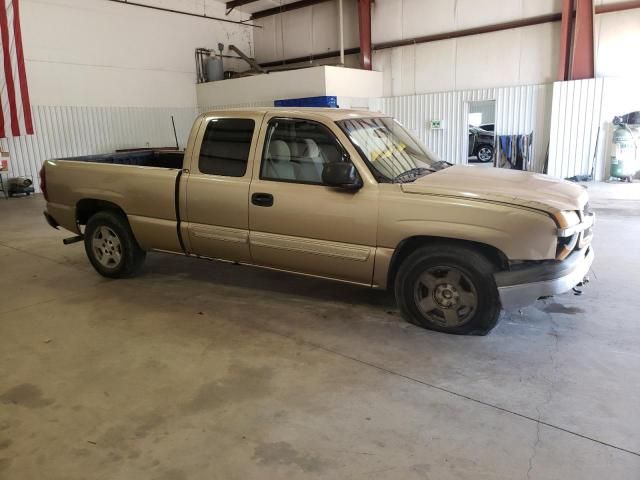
[248,115,378,285]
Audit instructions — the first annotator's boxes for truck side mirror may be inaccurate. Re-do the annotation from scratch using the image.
[322,161,363,191]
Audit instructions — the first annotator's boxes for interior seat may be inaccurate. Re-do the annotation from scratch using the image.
[293,138,325,182]
[264,139,295,180]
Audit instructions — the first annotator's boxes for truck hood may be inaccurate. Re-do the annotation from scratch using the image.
[401,165,588,213]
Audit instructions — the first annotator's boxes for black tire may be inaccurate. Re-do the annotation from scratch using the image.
[476,145,494,162]
[84,210,146,278]
[394,244,501,335]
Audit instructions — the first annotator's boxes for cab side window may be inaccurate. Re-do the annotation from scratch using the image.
[199,118,255,177]
[261,118,346,184]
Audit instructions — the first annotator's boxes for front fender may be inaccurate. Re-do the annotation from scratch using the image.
[378,192,557,261]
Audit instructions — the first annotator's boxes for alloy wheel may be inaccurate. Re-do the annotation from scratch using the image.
[414,266,478,327]
[91,226,123,268]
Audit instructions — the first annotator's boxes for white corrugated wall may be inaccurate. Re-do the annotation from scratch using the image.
[0,106,200,192]
[198,101,274,114]
[370,84,554,172]
[9,84,612,196]
[0,101,286,194]
[547,79,605,180]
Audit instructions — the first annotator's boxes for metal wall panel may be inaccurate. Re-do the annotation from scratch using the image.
[0,106,199,192]
[198,101,274,114]
[371,83,553,172]
[1,90,556,196]
[547,79,604,179]
[496,84,554,173]
[0,101,277,194]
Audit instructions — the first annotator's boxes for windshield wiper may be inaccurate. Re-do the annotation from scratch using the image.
[391,167,435,183]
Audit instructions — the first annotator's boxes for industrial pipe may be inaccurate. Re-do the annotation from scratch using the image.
[357,0,372,70]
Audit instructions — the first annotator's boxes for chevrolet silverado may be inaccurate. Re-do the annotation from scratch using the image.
[41,108,594,335]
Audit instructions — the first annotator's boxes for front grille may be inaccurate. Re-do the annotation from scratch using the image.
[580,226,593,249]
[556,233,578,260]
[580,203,594,249]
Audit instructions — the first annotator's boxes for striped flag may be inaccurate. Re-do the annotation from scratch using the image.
[0,0,33,138]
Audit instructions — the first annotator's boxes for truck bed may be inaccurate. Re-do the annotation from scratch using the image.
[45,150,184,253]
[58,150,184,170]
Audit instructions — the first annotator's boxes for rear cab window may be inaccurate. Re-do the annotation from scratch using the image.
[198,118,255,177]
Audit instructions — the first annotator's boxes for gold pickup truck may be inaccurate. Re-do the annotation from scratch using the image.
[41,108,594,335]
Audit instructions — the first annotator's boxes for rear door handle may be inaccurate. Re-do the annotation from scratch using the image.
[251,192,274,207]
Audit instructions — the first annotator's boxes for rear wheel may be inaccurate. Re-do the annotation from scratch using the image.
[84,211,146,278]
[394,245,501,335]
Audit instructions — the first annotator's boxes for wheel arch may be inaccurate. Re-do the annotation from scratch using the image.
[386,235,509,289]
[76,199,127,226]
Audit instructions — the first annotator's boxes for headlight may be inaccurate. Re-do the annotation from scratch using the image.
[554,211,578,260]
[553,210,580,230]
[553,210,583,260]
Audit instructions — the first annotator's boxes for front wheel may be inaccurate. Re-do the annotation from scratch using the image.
[476,145,494,162]
[394,245,501,335]
[84,210,146,278]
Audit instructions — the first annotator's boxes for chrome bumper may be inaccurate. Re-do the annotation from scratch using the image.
[496,247,594,311]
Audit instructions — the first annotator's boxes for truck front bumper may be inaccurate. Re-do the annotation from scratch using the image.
[495,247,594,311]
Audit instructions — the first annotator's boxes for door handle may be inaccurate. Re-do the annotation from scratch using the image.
[251,192,274,207]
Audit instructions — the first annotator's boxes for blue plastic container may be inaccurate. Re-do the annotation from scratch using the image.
[274,96,338,108]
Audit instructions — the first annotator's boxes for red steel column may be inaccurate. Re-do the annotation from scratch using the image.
[358,0,372,70]
[571,0,595,79]
[558,0,574,81]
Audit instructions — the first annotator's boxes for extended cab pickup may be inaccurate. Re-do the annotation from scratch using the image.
[41,108,594,335]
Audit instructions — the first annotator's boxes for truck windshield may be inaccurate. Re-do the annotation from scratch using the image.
[337,117,446,183]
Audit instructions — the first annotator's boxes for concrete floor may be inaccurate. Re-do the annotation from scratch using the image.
[1,183,639,480]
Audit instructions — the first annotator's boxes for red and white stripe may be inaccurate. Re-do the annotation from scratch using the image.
[0,0,33,138]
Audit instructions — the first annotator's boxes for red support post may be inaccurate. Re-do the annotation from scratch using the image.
[357,0,372,70]
[571,0,595,79]
[558,0,574,81]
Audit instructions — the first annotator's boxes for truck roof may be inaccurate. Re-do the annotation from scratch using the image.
[199,107,389,122]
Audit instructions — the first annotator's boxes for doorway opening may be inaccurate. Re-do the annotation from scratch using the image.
[467,100,496,166]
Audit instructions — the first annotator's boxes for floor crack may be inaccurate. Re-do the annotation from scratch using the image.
[526,315,561,479]
[526,408,543,480]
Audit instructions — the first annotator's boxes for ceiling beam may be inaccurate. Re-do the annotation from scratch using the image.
[251,0,332,20]
[374,13,562,50]
[259,13,563,67]
[594,0,640,13]
[248,0,640,21]
[260,47,360,68]
[104,0,258,27]
[226,0,261,10]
